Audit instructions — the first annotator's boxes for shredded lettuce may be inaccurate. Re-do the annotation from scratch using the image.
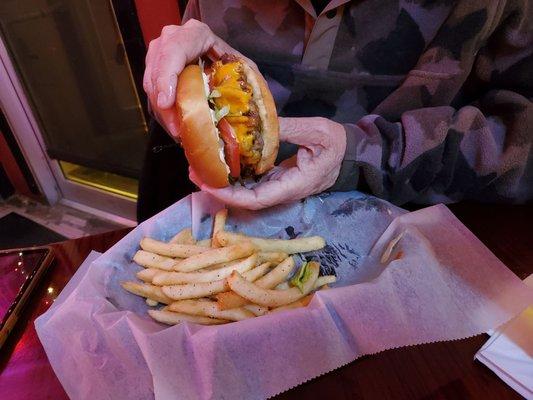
[214,105,229,122]
[290,262,312,293]
[209,89,221,98]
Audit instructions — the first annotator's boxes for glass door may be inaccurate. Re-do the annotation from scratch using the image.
[0,0,148,220]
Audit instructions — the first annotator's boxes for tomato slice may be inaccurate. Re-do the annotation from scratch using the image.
[217,118,241,178]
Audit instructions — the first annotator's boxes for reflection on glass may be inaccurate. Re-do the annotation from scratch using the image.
[59,161,138,199]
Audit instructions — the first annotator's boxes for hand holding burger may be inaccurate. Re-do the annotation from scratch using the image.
[190,117,347,210]
[143,19,257,138]
[147,21,346,209]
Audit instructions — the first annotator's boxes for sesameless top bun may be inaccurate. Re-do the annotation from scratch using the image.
[176,65,230,188]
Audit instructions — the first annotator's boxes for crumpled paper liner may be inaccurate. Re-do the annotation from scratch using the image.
[35,192,533,400]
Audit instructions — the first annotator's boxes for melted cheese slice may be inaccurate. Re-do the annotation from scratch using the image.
[211,61,259,164]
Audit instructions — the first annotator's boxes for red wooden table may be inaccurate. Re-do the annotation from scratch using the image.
[0,203,531,399]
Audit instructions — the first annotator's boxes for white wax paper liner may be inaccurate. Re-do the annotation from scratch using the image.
[35,192,533,400]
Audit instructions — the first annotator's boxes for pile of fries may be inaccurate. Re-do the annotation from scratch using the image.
[122,209,335,325]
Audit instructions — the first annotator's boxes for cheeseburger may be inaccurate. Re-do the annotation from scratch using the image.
[176,54,279,188]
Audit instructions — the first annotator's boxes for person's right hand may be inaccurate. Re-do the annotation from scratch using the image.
[143,19,254,139]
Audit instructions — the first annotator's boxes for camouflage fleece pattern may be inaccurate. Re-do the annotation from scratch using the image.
[183,0,532,204]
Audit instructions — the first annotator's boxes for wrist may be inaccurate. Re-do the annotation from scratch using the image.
[328,123,361,192]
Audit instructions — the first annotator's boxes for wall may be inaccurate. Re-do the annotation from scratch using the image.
[134,0,181,44]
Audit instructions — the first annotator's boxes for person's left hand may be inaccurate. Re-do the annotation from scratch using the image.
[189,117,347,210]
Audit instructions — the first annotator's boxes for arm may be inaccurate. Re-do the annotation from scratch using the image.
[334,92,532,204]
[333,3,532,204]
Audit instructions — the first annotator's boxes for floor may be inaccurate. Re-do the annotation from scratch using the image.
[0,194,129,239]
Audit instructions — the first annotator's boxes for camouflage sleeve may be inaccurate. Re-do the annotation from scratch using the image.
[331,6,532,205]
[182,0,201,22]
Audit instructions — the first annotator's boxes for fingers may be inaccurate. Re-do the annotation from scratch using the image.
[158,108,180,138]
[143,38,159,96]
[209,37,259,72]
[278,117,331,146]
[149,20,216,110]
[201,181,291,210]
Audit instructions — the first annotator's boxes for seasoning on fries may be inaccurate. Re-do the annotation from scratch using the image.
[122,209,335,325]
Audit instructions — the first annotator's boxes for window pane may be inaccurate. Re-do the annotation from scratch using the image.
[0,0,147,178]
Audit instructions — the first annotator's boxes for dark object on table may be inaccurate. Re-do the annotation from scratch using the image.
[0,213,65,250]
[0,246,54,348]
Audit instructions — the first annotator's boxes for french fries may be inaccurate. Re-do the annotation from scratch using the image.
[168,299,254,321]
[270,294,314,313]
[197,239,212,247]
[215,257,295,310]
[243,304,269,316]
[122,209,334,326]
[152,254,257,285]
[169,228,195,245]
[121,281,172,304]
[133,250,177,271]
[140,238,208,258]
[161,262,271,300]
[227,262,320,307]
[148,309,227,325]
[381,231,404,264]
[315,275,337,287]
[137,268,159,283]
[172,243,256,272]
[215,231,326,253]
[212,209,228,248]
[257,252,289,264]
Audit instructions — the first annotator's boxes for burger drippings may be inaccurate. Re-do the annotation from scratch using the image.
[210,55,262,174]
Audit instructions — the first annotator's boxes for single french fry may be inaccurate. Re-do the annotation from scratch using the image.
[227,262,319,307]
[216,257,295,310]
[380,231,404,263]
[201,261,233,271]
[243,304,268,316]
[152,254,257,285]
[133,250,178,271]
[241,262,271,282]
[146,298,158,307]
[254,257,295,288]
[168,299,254,321]
[270,294,314,313]
[212,209,228,248]
[137,268,159,283]
[148,309,227,325]
[169,228,196,245]
[216,231,325,253]
[197,239,212,247]
[140,238,208,258]
[173,242,256,272]
[314,275,336,287]
[257,252,289,264]
[121,281,172,304]
[162,262,271,300]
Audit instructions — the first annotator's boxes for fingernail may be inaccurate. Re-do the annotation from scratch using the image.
[157,92,168,108]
